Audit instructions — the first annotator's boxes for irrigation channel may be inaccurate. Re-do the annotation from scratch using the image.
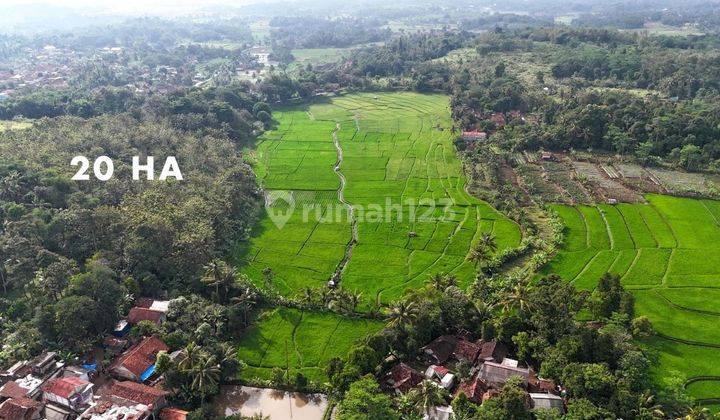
[330,122,358,285]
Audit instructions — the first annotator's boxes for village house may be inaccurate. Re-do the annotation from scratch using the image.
[41,376,93,412]
[461,131,487,142]
[478,360,532,386]
[79,381,168,419]
[383,363,423,395]
[0,397,43,419]
[109,336,168,382]
[488,112,506,127]
[159,406,189,420]
[127,298,171,326]
[127,307,166,325]
[529,392,565,413]
[455,375,488,405]
[477,340,508,363]
[421,334,483,365]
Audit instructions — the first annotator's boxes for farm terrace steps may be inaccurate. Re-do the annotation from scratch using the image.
[234,92,522,307]
[543,194,720,402]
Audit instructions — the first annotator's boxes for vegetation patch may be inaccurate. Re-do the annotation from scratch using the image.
[545,194,720,400]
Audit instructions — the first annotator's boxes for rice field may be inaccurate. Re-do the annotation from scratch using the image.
[237,308,383,383]
[235,92,522,307]
[544,194,720,403]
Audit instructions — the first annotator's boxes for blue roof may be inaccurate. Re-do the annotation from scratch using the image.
[139,364,156,381]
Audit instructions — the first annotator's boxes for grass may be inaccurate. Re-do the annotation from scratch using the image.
[0,120,32,132]
[546,194,720,402]
[237,308,383,383]
[235,92,522,308]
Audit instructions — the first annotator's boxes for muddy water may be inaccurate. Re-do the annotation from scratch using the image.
[215,385,328,419]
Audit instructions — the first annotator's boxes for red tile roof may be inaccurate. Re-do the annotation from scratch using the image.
[127,307,165,325]
[478,340,508,362]
[135,298,155,308]
[0,398,42,420]
[160,407,189,420]
[422,335,457,364]
[0,381,27,399]
[453,340,481,363]
[456,377,487,404]
[110,381,168,406]
[387,363,422,393]
[42,376,91,399]
[112,336,168,379]
[433,365,450,377]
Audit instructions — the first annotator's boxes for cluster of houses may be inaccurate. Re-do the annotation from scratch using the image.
[0,298,187,420]
[382,332,564,419]
[0,43,231,101]
[460,110,540,149]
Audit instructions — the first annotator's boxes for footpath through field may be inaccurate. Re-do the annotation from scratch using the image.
[233,92,523,382]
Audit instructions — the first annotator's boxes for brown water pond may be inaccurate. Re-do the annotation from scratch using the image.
[215,385,328,419]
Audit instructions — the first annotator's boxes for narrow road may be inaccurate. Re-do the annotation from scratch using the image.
[331,122,358,284]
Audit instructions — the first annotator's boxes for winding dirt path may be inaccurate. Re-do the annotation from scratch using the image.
[331,122,358,284]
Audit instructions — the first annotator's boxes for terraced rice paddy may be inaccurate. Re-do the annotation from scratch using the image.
[234,92,522,382]
[543,194,720,403]
[236,92,522,306]
[237,308,383,383]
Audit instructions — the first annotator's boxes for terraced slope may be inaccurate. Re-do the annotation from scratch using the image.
[235,92,522,306]
[237,308,383,383]
[544,194,720,404]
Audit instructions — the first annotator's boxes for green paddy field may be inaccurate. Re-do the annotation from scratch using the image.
[234,92,522,382]
[543,194,720,404]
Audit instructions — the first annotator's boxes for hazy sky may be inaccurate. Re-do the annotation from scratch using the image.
[1,0,263,15]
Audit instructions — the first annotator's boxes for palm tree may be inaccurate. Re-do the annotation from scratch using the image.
[499,281,533,314]
[428,273,447,291]
[410,380,448,416]
[479,233,497,253]
[632,392,665,419]
[387,299,419,329]
[682,406,712,420]
[201,259,237,304]
[299,286,316,307]
[190,353,220,404]
[347,291,362,313]
[177,342,203,372]
[231,286,259,326]
[468,243,491,267]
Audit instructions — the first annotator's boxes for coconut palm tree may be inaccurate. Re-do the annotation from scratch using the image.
[479,233,497,253]
[499,281,533,314]
[201,260,237,304]
[632,392,665,419]
[299,286,316,307]
[190,353,220,404]
[468,243,491,267]
[387,299,419,329]
[347,291,362,313]
[428,273,447,291]
[409,380,448,416]
[231,285,259,326]
[178,342,204,372]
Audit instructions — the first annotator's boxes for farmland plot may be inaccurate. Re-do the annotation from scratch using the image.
[235,93,522,381]
[236,93,521,305]
[237,308,383,383]
[544,194,720,403]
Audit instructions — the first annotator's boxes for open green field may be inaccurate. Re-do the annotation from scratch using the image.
[543,194,720,403]
[237,308,383,383]
[235,92,522,307]
[0,120,32,131]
